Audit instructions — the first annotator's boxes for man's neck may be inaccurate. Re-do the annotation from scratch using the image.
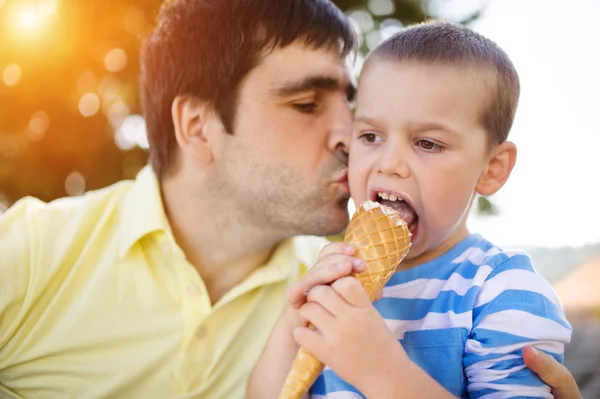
[160,174,286,304]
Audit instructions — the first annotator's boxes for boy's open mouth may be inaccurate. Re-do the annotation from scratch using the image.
[373,191,419,233]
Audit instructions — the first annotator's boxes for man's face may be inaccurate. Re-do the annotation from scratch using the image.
[213,43,354,237]
[348,61,491,265]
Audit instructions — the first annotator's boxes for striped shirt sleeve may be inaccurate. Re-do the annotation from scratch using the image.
[463,252,572,399]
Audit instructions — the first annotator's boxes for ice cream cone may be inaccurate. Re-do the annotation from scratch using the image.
[278,201,411,399]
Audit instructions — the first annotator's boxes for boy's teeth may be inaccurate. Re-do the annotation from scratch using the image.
[377,192,402,202]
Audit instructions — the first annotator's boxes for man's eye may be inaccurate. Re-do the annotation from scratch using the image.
[417,139,444,152]
[293,103,317,113]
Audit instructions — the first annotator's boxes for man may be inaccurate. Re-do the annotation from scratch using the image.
[0,0,583,398]
[1,1,356,397]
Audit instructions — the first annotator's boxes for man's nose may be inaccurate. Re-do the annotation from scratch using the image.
[328,101,353,165]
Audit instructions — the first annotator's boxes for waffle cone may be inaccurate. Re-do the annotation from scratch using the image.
[278,201,411,399]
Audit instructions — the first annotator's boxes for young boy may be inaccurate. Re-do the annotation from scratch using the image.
[247,21,572,398]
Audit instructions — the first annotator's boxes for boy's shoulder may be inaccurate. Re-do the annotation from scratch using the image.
[449,234,564,310]
[452,234,535,274]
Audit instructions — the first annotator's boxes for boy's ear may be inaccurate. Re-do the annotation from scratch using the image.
[475,141,517,196]
[171,95,216,164]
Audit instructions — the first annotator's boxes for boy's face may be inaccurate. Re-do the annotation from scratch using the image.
[348,61,492,265]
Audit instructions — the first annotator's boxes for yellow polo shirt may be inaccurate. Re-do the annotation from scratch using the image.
[0,166,326,399]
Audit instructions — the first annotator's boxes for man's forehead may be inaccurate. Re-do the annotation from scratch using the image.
[259,44,353,86]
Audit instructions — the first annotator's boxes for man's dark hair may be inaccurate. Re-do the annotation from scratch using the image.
[367,20,520,147]
[140,0,356,176]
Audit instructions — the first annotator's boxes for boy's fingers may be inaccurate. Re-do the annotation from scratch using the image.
[299,301,334,332]
[331,276,371,307]
[288,256,365,308]
[293,325,325,358]
[306,285,349,316]
[317,242,357,260]
[523,346,582,399]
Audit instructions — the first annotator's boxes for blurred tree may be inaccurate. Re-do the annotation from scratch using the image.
[0,0,486,211]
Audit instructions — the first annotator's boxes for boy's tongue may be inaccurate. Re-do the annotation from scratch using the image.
[378,199,417,228]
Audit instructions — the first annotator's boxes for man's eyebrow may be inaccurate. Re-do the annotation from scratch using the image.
[274,75,356,100]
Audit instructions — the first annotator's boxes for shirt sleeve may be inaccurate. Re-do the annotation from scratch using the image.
[463,251,572,399]
[0,199,36,357]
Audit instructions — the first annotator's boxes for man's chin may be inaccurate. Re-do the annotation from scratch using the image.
[314,206,350,237]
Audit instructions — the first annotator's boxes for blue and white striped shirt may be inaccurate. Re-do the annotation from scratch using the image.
[309,234,572,399]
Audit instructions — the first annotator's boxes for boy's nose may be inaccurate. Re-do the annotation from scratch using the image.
[377,147,411,179]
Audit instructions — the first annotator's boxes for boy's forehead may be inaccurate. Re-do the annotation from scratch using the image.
[355,61,490,135]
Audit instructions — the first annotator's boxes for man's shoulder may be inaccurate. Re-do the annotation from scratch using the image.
[1,179,134,233]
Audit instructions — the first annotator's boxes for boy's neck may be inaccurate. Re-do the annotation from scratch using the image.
[397,225,470,271]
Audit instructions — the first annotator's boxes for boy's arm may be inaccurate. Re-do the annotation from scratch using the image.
[464,253,572,398]
[293,276,457,399]
[246,242,367,399]
[247,306,303,399]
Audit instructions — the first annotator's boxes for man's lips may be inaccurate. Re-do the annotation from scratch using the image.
[334,170,349,192]
[335,170,348,183]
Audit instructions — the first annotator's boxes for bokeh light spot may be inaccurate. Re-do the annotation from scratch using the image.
[3,64,22,86]
[115,115,148,150]
[105,49,128,73]
[79,93,100,117]
[368,0,395,16]
[29,111,50,141]
[347,10,374,34]
[107,102,130,128]
[65,171,86,196]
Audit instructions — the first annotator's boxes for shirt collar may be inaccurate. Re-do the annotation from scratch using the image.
[118,165,170,259]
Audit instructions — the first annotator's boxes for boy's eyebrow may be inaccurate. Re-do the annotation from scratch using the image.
[273,75,356,101]
[410,122,458,135]
[354,118,460,136]
[354,116,386,129]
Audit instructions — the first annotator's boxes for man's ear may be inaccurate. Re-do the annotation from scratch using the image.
[171,95,215,164]
[476,141,517,196]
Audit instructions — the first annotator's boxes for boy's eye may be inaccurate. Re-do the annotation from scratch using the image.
[417,139,444,152]
[360,133,379,143]
[293,103,317,113]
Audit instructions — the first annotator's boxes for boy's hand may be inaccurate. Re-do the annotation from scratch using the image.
[288,242,366,310]
[293,276,408,392]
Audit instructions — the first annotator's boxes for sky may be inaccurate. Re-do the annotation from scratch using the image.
[454,0,599,249]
